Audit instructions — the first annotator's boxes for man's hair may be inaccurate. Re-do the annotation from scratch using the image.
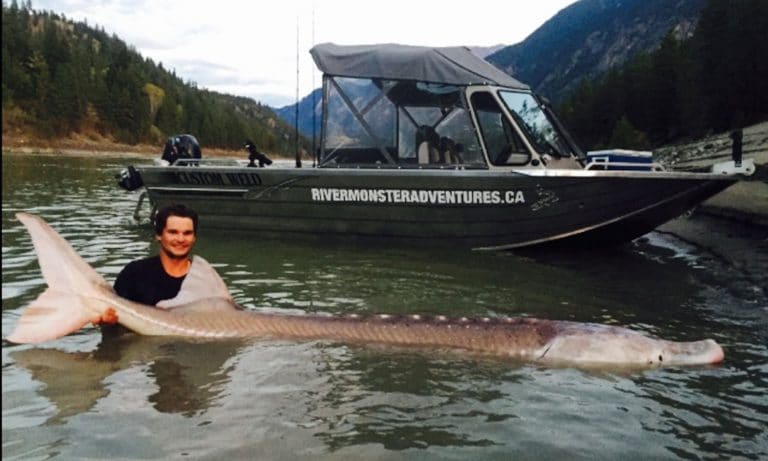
[154,204,199,235]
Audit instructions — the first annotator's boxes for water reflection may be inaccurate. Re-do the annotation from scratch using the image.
[196,231,719,341]
[308,348,513,450]
[10,335,245,423]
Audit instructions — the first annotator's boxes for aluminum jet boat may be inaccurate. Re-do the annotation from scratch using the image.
[118,43,754,249]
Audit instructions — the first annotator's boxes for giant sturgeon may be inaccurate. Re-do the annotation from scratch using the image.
[7,212,724,367]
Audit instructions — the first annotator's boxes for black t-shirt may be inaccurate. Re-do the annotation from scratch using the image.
[114,256,186,305]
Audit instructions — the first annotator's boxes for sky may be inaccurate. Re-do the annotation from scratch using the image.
[30,0,576,107]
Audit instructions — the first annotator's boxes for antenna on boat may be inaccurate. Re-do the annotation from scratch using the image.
[294,15,302,168]
[311,5,317,168]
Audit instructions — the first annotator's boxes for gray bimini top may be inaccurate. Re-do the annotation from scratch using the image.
[310,42,529,89]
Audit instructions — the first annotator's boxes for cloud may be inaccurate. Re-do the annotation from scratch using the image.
[31,0,577,106]
[165,58,273,86]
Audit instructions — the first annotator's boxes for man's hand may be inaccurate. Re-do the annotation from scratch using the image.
[92,307,118,326]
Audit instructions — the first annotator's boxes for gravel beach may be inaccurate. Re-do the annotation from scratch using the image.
[654,121,768,227]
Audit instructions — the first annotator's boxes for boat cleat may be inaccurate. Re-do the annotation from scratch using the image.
[711,158,755,176]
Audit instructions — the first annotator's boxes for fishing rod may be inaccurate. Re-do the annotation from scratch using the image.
[294,16,302,168]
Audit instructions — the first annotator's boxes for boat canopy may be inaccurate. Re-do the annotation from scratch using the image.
[310,43,584,168]
[310,43,528,89]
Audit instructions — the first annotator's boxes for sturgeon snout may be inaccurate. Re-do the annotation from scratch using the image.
[659,339,724,366]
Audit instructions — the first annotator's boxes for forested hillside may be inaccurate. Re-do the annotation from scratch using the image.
[1,2,304,154]
[488,0,706,103]
[558,0,768,150]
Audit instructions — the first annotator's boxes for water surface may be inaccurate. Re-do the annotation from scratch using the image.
[2,152,766,460]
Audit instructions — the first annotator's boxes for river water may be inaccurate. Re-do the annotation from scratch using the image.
[2,152,767,460]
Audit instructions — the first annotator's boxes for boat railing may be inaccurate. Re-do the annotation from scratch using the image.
[319,162,485,170]
[154,158,248,167]
[583,156,666,172]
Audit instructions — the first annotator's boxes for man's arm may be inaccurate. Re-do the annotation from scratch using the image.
[97,262,139,326]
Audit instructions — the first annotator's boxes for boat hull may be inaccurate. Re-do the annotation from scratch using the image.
[137,166,736,249]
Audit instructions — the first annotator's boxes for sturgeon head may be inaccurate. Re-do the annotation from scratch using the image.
[538,322,724,367]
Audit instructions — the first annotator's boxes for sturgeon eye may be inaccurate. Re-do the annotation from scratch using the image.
[658,355,663,362]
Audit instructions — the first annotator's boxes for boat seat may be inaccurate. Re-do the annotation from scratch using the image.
[439,137,463,164]
[416,125,441,164]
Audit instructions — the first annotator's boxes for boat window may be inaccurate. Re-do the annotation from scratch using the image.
[470,92,530,166]
[320,76,483,167]
[498,91,576,158]
[398,105,484,166]
[436,108,484,165]
[324,78,396,163]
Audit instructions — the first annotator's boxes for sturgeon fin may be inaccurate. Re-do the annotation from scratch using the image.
[15,213,111,293]
[156,255,234,309]
[8,213,114,344]
[7,289,103,344]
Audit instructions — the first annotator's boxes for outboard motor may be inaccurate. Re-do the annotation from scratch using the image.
[116,165,144,191]
[162,134,202,165]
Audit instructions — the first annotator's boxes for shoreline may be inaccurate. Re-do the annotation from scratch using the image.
[692,181,768,228]
[1,143,297,161]
[654,122,768,229]
[3,143,254,159]
[655,213,767,298]
[4,128,766,229]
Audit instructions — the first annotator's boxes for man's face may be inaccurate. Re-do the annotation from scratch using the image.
[157,216,196,259]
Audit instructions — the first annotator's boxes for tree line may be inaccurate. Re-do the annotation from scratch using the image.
[557,0,768,151]
[1,1,303,153]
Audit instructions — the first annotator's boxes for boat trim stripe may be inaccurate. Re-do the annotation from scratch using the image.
[149,186,249,194]
[474,183,714,250]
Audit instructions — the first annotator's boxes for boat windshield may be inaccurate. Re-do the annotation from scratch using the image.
[498,91,576,158]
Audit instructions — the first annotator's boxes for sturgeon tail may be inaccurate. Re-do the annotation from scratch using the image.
[7,213,113,344]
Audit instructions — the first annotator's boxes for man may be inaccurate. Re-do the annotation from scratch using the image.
[94,204,198,326]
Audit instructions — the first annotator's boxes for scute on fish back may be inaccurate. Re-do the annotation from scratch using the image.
[6,212,724,368]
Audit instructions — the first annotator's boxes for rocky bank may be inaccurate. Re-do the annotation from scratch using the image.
[655,121,768,228]
[652,122,767,272]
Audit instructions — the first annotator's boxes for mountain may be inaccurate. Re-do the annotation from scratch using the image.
[467,44,506,59]
[487,0,706,101]
[274,88,323,144]
[278,0,706,136]
[557,0,768,149]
